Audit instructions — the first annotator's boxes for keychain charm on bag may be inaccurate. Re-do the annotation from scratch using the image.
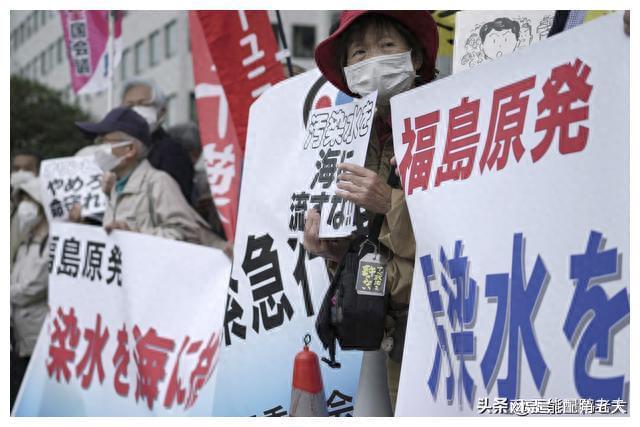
[355,244,387,297]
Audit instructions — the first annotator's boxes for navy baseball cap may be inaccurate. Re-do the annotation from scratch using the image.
[75,107,151,146]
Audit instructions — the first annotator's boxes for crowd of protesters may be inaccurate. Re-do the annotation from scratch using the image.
[10,9,630,414]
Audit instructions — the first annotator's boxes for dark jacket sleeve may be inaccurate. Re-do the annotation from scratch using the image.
[148,128,195,204]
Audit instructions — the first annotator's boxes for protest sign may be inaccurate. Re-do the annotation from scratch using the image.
[39,156,107,222]
[212,69,363,416]
[293,91,376,239]
[453,10,554,74]
[59,11,123,95]
[13,222,231,416]
[392,13,629,416]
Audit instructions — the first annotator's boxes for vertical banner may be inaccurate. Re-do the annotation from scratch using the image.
[13,223,231,416]
[59,11,123,95]
[188,11,242,241]
[39,157,107,222]
[392,13,629,416]
[212,69,362,416]
[196,10,285,151]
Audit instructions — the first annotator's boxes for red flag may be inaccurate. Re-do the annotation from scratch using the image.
[188,11,242,241]
[196,10,286,152]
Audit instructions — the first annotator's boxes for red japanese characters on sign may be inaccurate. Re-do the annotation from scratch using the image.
[45,306,221,411]
[399,58,593,194]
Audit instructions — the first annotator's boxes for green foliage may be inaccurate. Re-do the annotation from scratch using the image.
[11,75,92,160]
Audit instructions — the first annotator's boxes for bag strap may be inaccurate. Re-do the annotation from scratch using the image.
[367,169,401,244]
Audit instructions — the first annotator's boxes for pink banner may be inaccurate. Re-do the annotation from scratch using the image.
[59,10,123,95]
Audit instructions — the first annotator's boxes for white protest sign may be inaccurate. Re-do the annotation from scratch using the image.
[297,91,376,238]
[392,13,629,416]
[39,156,107,221]
[13,222,231,416]
[453,10,554,74]
[212,69,363,416]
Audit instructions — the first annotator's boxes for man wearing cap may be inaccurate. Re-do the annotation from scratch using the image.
[75,107,219,246]
[306,11,439,411]
[10,175,49,409]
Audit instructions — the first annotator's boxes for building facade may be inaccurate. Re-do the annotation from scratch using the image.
[10,10,338,124]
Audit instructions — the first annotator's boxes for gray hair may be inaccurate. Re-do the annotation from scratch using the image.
[121,78,167,110]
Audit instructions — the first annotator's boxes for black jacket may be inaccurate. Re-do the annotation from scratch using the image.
[148,127,194,204]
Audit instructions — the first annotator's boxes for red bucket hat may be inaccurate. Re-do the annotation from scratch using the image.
[315,10,439,97]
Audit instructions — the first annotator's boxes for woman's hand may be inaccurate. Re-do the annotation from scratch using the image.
[303,208,350,262]
[336,163,392,214]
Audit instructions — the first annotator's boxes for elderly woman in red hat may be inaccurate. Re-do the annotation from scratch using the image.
[305,11,438,410]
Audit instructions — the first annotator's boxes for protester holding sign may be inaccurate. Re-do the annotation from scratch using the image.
[10,175,49,408]
[74,107,222,248]
[310,11,439,411]
[10,151,42,267]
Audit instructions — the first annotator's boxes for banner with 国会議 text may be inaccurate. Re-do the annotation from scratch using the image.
[59,11,123,95]
[13,222,231,416]
[392,12,629,416]
[212,69,363,416]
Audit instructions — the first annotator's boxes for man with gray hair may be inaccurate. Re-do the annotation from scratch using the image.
[120,78,194,203]
[75,107,218,245]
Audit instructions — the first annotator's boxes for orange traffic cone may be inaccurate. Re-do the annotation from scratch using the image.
[289,334,328,417]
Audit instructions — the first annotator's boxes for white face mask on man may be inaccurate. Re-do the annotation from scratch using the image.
[93,141,133,172]
[10,170,36,189]
[17,200,40,235]
[343,50,416,106]
[132,105,160,131]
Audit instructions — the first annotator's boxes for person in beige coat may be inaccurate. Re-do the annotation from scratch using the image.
[10,175,49,407]
[75,107,224,249]
[307,11,439,411]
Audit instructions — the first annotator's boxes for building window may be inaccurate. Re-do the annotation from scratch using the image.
[57,37,64,64]
[47,44,55,71]
[40,51,47,75]
[32,11,39,33]
[19,22,25,46]
[292,25,316,58]
[31,57,38,78]
[189,92,197,123]
[41,10,47,26]
[164,94,176,126]
[134,40,145,74]
[121,48,130,80]
[164,20,177,59]
[271,24,281,48]
[149,30,161,67]
[25,17,31,39]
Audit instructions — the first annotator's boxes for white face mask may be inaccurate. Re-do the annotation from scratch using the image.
[17,200,40,234]
[10,170,36,189]
[344,50,416,106]
[93,141,132,172]
[133,105,160,131]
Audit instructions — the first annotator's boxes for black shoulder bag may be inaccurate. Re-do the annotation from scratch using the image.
[315,170,400,368]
